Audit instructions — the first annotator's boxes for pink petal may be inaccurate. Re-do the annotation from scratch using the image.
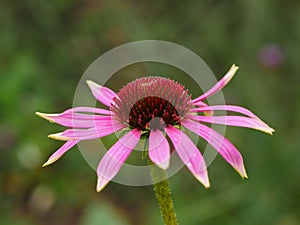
[192,65,239,103]
[86,80,118,107]
[190,115,274,134]
[165,126,210,188]
[36,111,112,128]
[149,129,170,170]
[42,140,79,167]
[193,101,208,107]
[182,119,248,178]
[96,129,141,192]
[64,107,112,115]
[48,121,125,141]
[192,101,213,116]
[191,104,259,118]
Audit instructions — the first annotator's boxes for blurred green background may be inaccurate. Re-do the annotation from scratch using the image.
[1,0,299,224]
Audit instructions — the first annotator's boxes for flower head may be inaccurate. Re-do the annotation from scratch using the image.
[112,76,192,130]
[36,65,274,192]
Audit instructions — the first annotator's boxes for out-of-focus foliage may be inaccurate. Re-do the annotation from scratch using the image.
[0,0,299,224]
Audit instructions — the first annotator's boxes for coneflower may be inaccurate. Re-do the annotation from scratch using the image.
[36,65,274,192]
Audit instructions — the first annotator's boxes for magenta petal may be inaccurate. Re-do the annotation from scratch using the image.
[193,101,209,108]
[149,129,170,170]
[192,65,239,103]
[190,115,274,134]
[48,121,125,141]
[182,119,248,178]
[96,129,141,192]
[165,126,210,188]
[190,105,260,119]
[64,107,113,115]
[64,107,112,115]
[190,105,274,133]
[86,80,118,107]
[36,111,113,128]
[191,101,214,116]
[42,140,79,166]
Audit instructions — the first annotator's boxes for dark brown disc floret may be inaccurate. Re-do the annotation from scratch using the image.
[111,77,192,131]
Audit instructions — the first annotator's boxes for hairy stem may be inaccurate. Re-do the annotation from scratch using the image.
[149,162,178,225]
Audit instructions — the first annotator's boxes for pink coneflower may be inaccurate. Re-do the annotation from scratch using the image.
[36,65,274,192]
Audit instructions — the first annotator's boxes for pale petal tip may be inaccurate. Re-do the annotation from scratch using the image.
[48,132,70,141]
[254,126,274,135]
[230,64,239,72]
[42,161,51,167]
[260,124,275,135]
[268,127,275,135]
[204,183,210,189]
[194,167,210,188]
[234,165,248,179]
[35,112,56,123]
[225,64,239,81]
[266,129,275,135]
[86,80,100,89]
[231,64,239,70]
[42,157,58,167]
[96,177,109,192]
[202,179,211,189]
[254,119,275,135]
[155,160,170,170]
[85,79,93,85]
[35,111,43,117]
[195,174,210,189]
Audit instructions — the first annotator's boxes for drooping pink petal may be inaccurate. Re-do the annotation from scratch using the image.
[42,140,80,167]
[36,111,113,128]
[48,128,110,141]
[190,115,274,134]
[86,80,118,107]
[191,105,262,119]
[165,125,210,188]
[182,119,248,178]
[48,121,125,141]
[149,129,170,170]
[96,129,141,192]
[192,65,239,103]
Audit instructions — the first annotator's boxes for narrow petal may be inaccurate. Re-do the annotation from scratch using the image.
[86,80,118,107]
[190,115,274,134]
[149,129,170,170]
[64,107,112,115]
[48,121,125,141]
[191,105,261,119]
[48,128,112,141]
[190,105,274,133]
[192,65,239,103]
[182,119,248,178]
[36,111,112,128]
[96,129,141,192]
[42,140,79,167]
[165,126,210,188]
[193,101,208,108]
[192,101,213,116]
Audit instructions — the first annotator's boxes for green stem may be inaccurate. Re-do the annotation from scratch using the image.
[149,162,178,225]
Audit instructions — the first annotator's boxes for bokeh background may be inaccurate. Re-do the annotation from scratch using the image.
[1,1,299,225]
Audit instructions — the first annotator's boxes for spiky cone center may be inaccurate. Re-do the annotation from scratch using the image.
[111,77,192,131]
